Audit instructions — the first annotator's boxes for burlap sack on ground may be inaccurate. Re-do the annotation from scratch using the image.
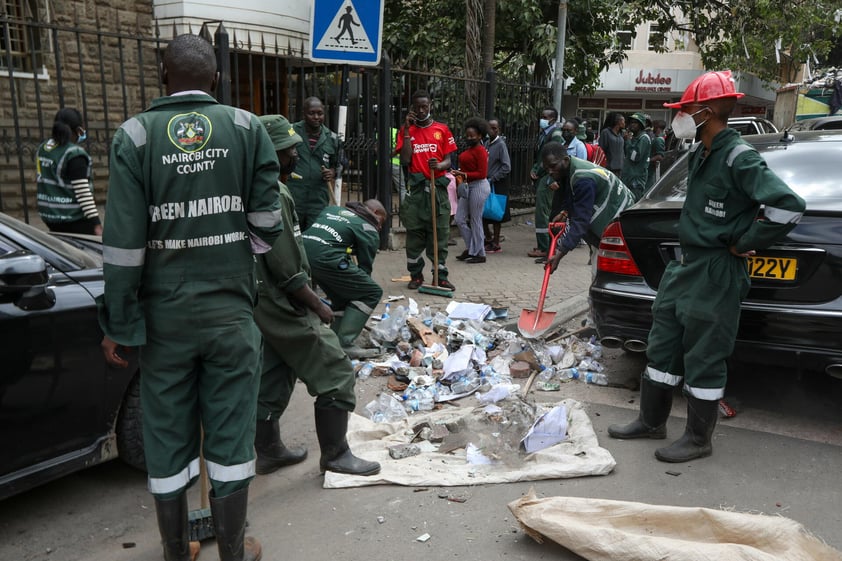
[324,399,615,488]
[509,491,842,561]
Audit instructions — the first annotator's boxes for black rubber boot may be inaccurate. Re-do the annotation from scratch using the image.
[210,487,262,561]
[153,493,190,561]
[655,396,719,463]
[254,419,307,475]
[314,405,381,476]
[607,378,673,439]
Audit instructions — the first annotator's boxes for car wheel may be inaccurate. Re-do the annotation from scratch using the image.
[117,374,146,471]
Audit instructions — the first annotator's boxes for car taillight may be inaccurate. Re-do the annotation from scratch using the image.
[597,221,642,276]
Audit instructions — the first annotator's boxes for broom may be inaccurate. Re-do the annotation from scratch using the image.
[188,430,215,542]
[418,161,454,298]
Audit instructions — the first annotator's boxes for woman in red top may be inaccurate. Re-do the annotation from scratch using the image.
[452,117,490,263]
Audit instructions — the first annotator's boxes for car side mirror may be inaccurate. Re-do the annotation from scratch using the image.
[0,251,56,310]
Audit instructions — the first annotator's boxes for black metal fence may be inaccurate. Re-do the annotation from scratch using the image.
[0,14,551,233]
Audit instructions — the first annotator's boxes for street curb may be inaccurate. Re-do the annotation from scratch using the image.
[499,291,590,334]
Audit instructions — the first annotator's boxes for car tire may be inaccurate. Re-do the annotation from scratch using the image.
[117,374,146,471]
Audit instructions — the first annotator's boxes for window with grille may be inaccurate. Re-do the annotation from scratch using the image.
[1,0,42,74]
[648,23,666,51]
[617,30,633,50]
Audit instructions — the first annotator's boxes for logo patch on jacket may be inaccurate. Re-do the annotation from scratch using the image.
[168,113,212,152]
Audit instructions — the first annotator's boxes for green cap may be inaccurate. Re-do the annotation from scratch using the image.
[629,112,648,127]
[258,114,302,151]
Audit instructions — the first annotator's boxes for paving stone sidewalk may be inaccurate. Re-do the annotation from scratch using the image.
[369,216,593,327]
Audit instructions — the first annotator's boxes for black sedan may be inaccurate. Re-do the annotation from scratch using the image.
[0,213,144,500]
[590,130,842,378]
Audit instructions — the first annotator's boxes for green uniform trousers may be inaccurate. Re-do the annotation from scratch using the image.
[645,250,750,400]
[311,259,383,316]
[140,278,260,500]
[400,174,451,281]
[534,177,554,252]
[254,292,356,419]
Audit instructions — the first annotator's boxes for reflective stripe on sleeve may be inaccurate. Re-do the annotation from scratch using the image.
[205,458,255,483]
[147,457,200,495]
[362,223,378,233]
[247,209,281,228]
[764,206,803,224]
[233,108,252,129]
[684,384,725,400]
[121,117,147,147]
[103,245,146,267]
[644,365,682,387]
[534,227,548,234]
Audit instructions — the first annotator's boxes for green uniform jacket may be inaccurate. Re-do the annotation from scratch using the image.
[287,122,342,222]
[646,133,666,189]
[531,125,564,179]
[35,140,93,224]
[98,93,283,346]
[621,131,651,188]
[256,182,311,300]
[682,128,805,255]
[301,205,379,275]
[554,157,635,253]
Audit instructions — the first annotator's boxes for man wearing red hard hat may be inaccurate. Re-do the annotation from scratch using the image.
[608,71,806,463]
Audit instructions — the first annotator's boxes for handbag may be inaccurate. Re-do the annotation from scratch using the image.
[482,184,507,221]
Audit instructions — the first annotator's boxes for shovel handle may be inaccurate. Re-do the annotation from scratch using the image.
[533,222,567,318]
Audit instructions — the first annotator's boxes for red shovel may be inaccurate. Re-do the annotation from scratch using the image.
[518,222,567,338]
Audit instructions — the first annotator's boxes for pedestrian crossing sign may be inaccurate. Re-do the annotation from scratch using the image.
[310,0,384,66]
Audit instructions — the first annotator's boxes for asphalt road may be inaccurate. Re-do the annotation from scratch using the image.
[2,311,841,561]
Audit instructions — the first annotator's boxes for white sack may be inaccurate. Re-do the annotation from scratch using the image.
[324,399,615,488]
[508,491,842,561]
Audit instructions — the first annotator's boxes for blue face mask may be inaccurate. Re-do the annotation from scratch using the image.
[77,129,87,143]
[539,118,551,130]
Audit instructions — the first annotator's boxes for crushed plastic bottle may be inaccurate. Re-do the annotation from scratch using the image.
[365,393,408,422]
[559,367,580,380]
[421,306,433,326]
[584,371,608,386]
[356,362,374,380]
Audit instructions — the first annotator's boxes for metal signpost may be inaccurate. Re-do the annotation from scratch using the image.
[310,0,385,203]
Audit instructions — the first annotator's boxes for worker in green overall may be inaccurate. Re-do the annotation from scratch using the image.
[287,97,343,231]
[97,34,281,561]
[608,70,806,463]
[253,114,381,477]
[620,111,651,201]
[528,106,564,263]
[302,200,386,359]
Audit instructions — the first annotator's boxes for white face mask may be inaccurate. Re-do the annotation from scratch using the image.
[539,118,551,130]
[671,108,709,140]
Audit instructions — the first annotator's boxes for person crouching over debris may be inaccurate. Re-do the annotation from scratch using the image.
[541,141,635,274]
[253,114,380,477]
[302,199,386,359]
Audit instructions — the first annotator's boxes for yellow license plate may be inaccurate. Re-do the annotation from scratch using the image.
[747,256,797,280]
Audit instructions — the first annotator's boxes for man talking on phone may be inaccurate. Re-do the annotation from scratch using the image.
[395,89,458,291]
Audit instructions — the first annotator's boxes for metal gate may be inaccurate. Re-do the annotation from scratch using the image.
[1,13,551,235]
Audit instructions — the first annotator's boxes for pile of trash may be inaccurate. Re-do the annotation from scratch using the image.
[355,298,608,454]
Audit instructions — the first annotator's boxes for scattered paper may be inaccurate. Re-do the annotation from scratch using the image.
[446,301,492,320]
[521,405,568,453]
[466,443,495,465]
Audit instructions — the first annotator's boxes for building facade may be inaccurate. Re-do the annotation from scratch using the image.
[563,22,778,130]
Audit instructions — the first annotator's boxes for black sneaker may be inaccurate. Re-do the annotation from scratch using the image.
[466,255,486,264]
[455,250,470,261]
[438,279,456,291]
[534,256,547,264]
[408,276,424,289]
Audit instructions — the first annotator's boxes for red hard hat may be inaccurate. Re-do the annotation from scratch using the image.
[663,70,745,109]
